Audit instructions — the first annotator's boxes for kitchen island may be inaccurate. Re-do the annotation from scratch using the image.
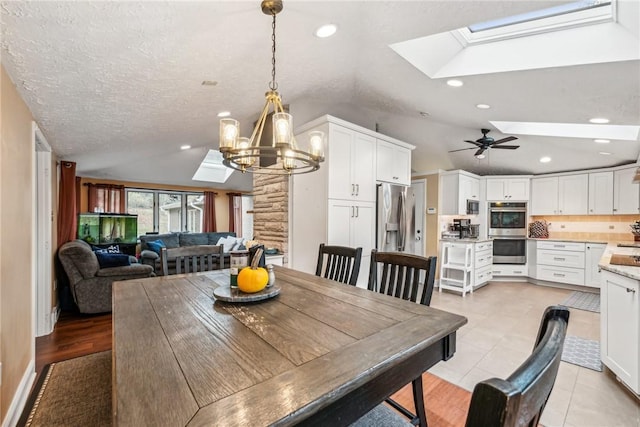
[598,243,640,396]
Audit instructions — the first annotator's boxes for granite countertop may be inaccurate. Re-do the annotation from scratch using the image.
[599,243,640,280]
[527,237,611,244]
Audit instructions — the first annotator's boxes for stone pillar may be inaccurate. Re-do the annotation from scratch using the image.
[252,174,289,263]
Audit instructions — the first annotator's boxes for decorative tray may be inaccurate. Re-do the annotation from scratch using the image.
[213,284,281,303]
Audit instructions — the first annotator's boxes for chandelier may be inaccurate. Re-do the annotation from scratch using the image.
[219,0,324,175]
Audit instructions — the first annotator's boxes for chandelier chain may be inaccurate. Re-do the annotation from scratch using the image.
[269,12,278,91]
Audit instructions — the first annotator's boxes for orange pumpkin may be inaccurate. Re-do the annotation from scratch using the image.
[237,266,268,293]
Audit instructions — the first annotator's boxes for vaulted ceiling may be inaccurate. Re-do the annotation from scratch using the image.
[2,1,639,192]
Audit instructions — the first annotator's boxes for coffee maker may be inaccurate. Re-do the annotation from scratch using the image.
[453,219,479,239]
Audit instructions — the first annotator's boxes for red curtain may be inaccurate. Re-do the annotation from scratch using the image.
[57,161,77,247]
[203,191,217,232]
[86,183,125,213]
[228,193,242,235]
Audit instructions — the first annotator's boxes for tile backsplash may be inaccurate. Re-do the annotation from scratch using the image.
[530,214,640,242]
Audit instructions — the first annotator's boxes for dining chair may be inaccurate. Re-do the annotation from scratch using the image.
[465,305,569,427]
[160,245,224,276]
[367,249,438,427]
[352,305,570,427]
[315,243,363,286]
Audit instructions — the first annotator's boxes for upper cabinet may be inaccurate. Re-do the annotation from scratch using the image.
[588,171,614,215]
[376,139,412,186]
[327,125,376,202]
[440,170,480,215]
[530,174,588,215]
[486,178,529,201]
[613,167,640,215]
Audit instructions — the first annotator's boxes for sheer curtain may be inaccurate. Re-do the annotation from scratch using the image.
[203,191,217,232]
[86,183,125,213]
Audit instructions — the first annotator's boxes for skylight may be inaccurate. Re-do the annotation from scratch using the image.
[192,150,233,183]
[456,0,614,45]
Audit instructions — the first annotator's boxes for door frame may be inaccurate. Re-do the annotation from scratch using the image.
[32,122,54,338]
[411,179,426,257]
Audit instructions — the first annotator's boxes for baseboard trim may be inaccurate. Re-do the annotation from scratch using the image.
[2,359,36,427]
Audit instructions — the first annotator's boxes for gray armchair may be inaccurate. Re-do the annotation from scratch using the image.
[58,239,155,314]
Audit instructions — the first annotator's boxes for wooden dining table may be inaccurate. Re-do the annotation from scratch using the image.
[112,266,467,426]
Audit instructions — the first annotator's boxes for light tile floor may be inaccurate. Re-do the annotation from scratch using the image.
[429,281,640,427]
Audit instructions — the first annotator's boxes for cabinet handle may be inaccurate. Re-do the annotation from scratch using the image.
[351,206,355,217]
[514,270,523,274]
[553,257,566,261]
[613,208,618,212]
[356,184,360,195]
[355,206,359,218]
[351,184,355,196]
[553,245,565,248]
[553,273,565,277]
[627,288,637,293]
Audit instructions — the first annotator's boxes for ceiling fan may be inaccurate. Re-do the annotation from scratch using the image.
[449,129,519,158]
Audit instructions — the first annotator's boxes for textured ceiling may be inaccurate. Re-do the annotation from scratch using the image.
[1,1,639,192]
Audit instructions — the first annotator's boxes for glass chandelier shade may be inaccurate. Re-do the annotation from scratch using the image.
[218,0,324,175]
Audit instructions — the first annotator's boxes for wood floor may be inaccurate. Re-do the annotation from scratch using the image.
[36,311,471,427]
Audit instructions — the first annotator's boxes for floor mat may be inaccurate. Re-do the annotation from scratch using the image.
[561,291,600,313]
[561,335,602,372]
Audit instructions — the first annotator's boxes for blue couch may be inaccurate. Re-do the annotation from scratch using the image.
[139,232,237,273]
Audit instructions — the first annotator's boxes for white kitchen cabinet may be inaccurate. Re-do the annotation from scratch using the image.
[492,264,528,277]
[290,115,414,285]
[486,178,529,201]
[613,166,640,215]
[376,139,411,186]
[558,174,588,215]
[601,270,639,394]
[588,171,614,215]
[439,240,493,296]
[328,199,374,288]
[536,241,586,286]
[440,170,480,215]
[584,243,606,288]
[327,125,376,202]
[530,175,588,215]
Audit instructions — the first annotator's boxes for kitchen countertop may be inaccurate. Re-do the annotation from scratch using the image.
[527,237,611,244]
[440,238,492,243]
[599,243,640,280]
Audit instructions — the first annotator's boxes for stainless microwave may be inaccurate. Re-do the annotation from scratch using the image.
[466,199,479,215]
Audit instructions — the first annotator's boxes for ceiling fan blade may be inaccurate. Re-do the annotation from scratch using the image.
[464,140,483,146]
[474,148,486,156]
[492,145,520,150]
[448,147,477,153]
[492,136,518,145]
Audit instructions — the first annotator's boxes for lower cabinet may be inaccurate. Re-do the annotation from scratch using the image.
[601,270,639,394]
[536,241,586,286]
[439,240,493,297]
[584,243,607,288]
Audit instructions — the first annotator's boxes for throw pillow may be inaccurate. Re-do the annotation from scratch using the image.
[231,237,246,251]
[217,236,236,253]
[147,239,166,254]
[96,252,131,268]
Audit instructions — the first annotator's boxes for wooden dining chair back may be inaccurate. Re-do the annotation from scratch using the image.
[368,249,437,306]
[160,245,224,276]
[367,249,438,427]
[315,244,363,286]
[465,305,570,427]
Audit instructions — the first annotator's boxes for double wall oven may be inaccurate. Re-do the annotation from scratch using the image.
[489,202,527,264]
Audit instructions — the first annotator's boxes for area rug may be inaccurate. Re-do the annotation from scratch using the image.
[561,291,600,313]
[561,335,602,372]
[17,351,111,427]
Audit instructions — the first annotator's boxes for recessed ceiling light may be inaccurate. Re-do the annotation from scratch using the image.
[589,117,610,124]
[594,139,610,143]
[201,80,218,86]
[180,145,191,150]
[539,156,551,163]
[315,23,337,38]
[217,111,231,118]
[476,104,491,109]
[446,79,464,87]
[599,151,612,155]
[476,154,486,159]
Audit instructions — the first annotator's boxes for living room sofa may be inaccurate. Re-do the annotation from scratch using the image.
[58,239,155,314]
[139,232,238,273]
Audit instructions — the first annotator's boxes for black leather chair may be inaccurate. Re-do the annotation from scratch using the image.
[315,243,363,286]
[367,249,438,427]
[159,245,224,276]
[465,305,570,427]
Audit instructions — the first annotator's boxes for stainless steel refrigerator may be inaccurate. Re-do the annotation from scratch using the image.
[376,183,417,254]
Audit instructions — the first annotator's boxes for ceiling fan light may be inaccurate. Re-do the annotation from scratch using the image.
[476,154,486,159]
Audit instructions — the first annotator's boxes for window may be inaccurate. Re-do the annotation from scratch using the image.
[126,189,203,236]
